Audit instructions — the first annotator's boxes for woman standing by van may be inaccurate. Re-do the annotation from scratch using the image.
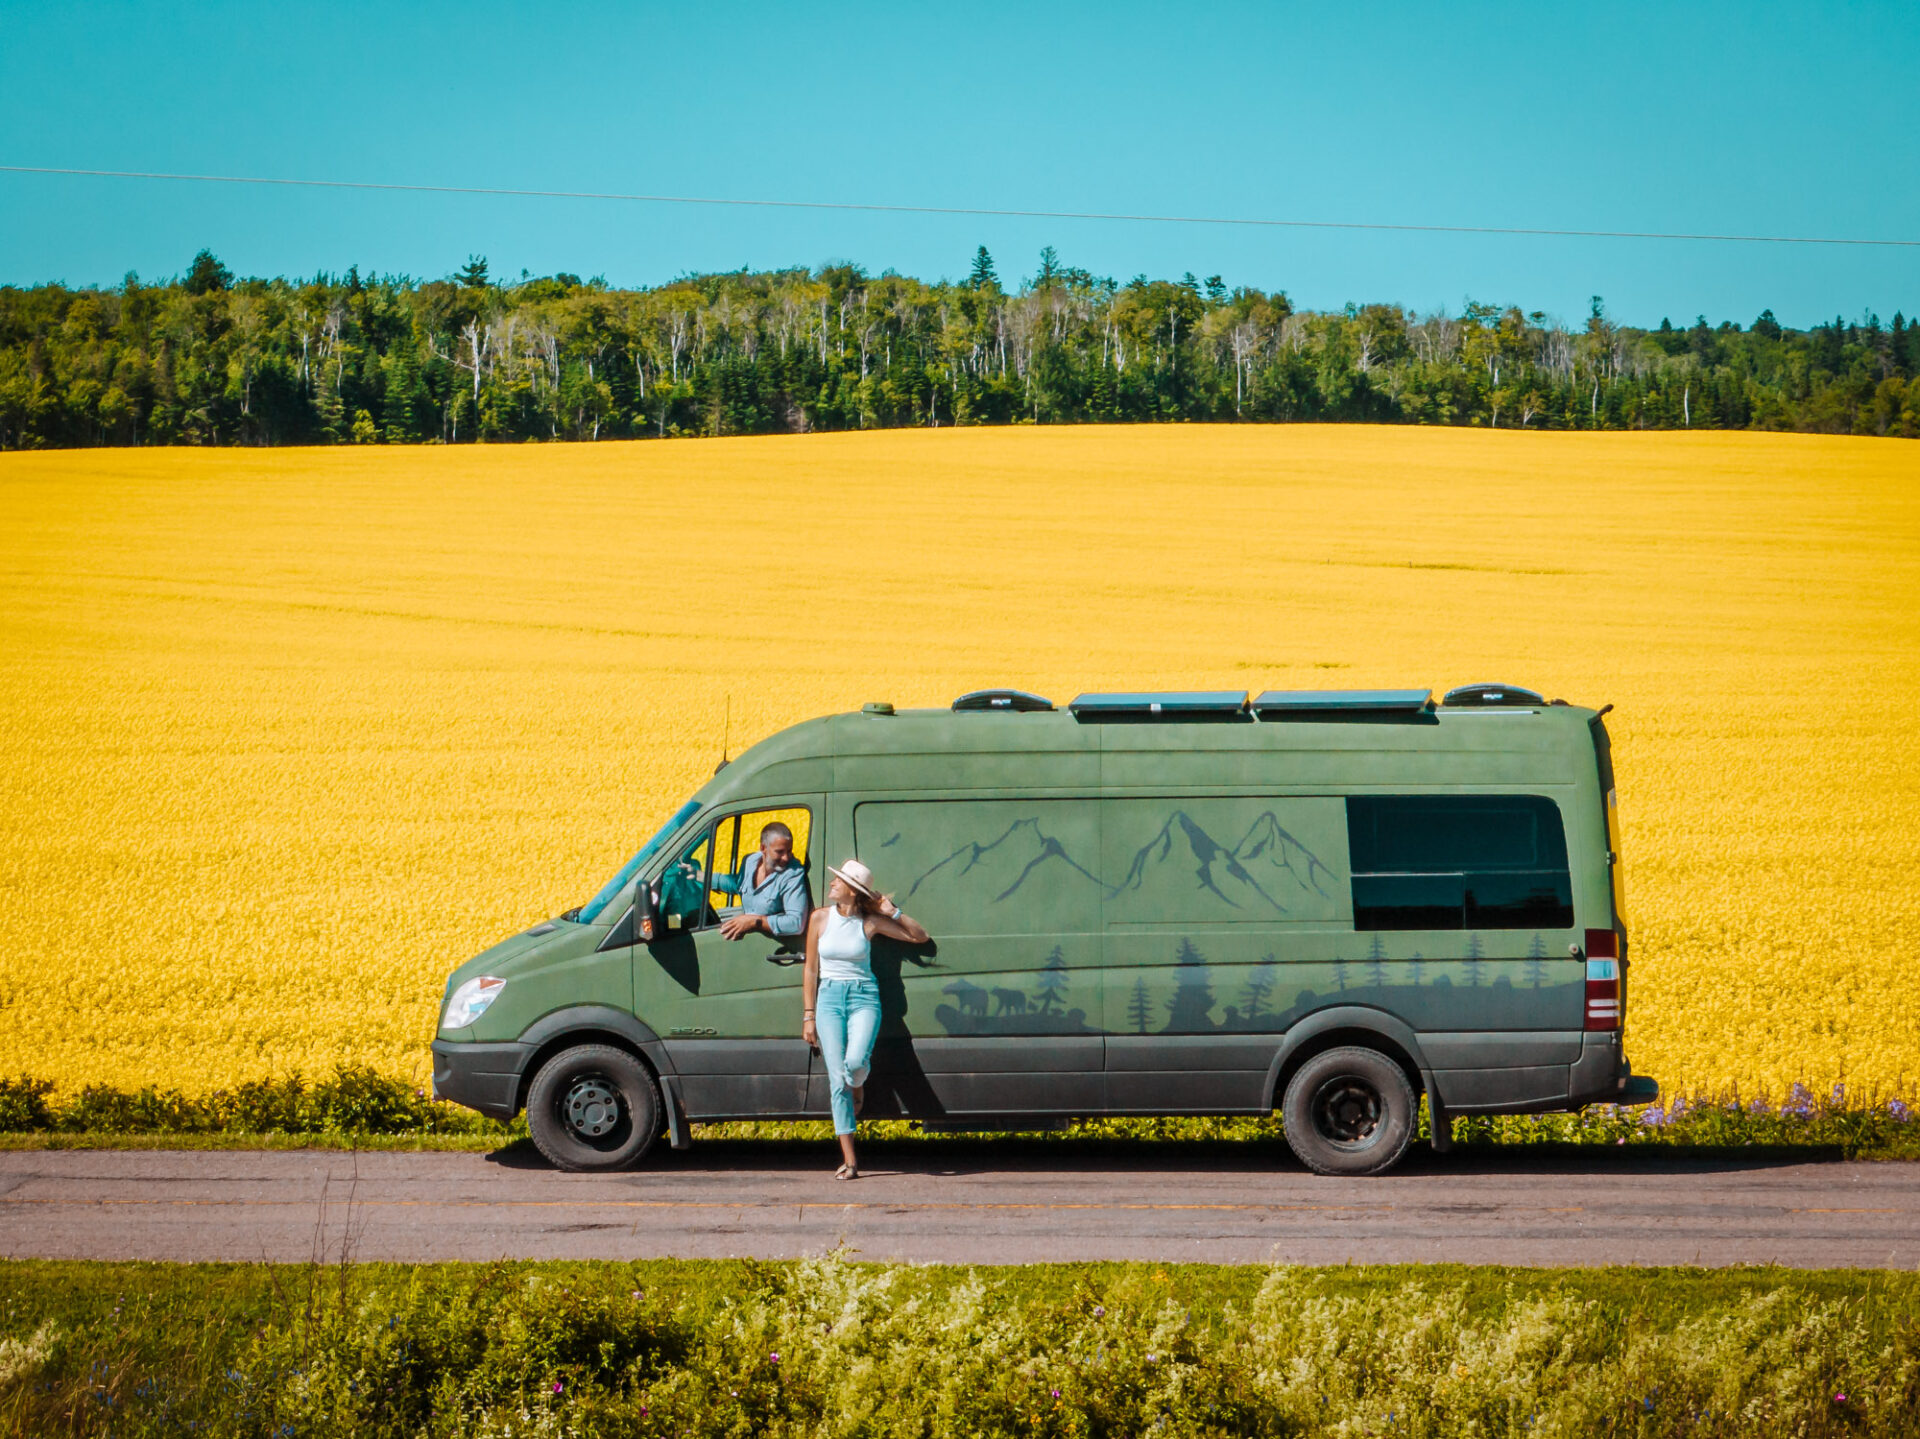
[802,859,929,1180]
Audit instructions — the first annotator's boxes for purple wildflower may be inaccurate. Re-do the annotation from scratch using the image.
[553,1381,564,1394]
[1888,1099,1910,1121]
[1093,1306,1105,1318]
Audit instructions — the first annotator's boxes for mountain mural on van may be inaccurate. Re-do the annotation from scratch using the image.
[1105,809,1335,917]
[903,816,1104,905]
[900,807,1337,916]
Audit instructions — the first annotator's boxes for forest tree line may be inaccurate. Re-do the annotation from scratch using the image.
[2,246,1917,448]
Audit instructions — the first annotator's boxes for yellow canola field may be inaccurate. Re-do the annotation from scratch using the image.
[2,426,1916,1098]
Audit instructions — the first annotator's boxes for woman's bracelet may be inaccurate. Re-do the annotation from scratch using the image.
[803,1009,814,1017]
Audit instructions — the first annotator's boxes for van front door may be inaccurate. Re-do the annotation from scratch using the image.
[638,802,820,1120]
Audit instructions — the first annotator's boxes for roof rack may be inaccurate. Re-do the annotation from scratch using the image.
[951,689,1055,712]
[1068,690,1250,723]
[1441,683,1545,707]
[1253,689,1436,722]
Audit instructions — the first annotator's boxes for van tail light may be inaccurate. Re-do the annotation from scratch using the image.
[1584,927,1620,1031]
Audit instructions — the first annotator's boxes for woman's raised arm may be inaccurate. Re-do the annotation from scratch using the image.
[866,895,929,945]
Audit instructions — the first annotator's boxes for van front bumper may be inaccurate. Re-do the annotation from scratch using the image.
[431,1039,532,1120]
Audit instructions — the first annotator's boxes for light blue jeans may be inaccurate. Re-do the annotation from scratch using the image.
[816,976,881,1136]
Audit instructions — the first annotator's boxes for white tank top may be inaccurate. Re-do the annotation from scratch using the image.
[817,907,872,982]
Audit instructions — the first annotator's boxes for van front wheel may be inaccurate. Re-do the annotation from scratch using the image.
[526,1044,662,1172]
[1281,1047,1416,1177]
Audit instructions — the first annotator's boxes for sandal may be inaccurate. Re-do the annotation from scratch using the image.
[834,1162,858,1181]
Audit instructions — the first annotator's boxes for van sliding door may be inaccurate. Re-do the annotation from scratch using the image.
[848,798,1103,1116]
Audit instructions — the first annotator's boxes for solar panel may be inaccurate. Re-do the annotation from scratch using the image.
[1252,689,1435,720]
[1068,691,1250,721]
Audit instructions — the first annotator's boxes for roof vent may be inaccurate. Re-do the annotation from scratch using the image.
[952,689,1055,712]
[1253,689,1436,722]
[1068,690,1250,723]
[1442,683,1545,708]
[861,701,895,716]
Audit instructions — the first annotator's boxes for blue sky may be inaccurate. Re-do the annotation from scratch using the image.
[2,0,1914,327]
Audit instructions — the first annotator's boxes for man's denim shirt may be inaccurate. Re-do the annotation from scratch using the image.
[712,853,812,936]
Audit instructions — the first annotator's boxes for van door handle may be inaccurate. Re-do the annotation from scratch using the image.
[764,950,805,967]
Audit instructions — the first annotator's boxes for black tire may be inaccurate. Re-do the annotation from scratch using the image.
[1281,1046,1417,1177]
[525,1044,662,1172]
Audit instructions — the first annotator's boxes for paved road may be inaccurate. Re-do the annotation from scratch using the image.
[3,1143,1916,1268]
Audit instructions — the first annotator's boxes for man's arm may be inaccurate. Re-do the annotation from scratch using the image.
[763,865,811,937]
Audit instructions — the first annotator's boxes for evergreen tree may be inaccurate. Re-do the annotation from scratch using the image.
[1164,938,1217,1030]
[458,255,491,289]
[183,250,231,296]
[1240,957,1277,1026]
[1464,932,1486,987]
[1366,934,1388,988]
[1127,977,1152,1033]
[1525,932,1549,988]
[1034,945,1068,1015]
[968,246,998,289]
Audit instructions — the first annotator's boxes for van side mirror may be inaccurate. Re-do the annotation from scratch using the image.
[635,881,662,943]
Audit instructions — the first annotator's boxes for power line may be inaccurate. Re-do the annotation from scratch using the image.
[3,163,1916,249]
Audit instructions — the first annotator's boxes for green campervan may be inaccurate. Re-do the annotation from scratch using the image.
[432,684,1655,1176]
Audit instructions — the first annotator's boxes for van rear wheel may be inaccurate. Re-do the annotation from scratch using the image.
[526,1044,662,1172]
[1282,1046,1416,1177]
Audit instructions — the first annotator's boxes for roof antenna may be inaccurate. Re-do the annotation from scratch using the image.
[715,694,731,774]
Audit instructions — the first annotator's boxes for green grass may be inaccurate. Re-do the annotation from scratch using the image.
[3,1258,1917,1436]
[7,1070,1919,1160]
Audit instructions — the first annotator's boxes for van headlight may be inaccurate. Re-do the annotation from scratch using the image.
[442,976,506,1030]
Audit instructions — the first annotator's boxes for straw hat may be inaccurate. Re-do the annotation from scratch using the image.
[828,858,877,897]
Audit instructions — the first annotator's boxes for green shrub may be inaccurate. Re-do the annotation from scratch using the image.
[0,1076,53,1130]
[0,1067,508,1138]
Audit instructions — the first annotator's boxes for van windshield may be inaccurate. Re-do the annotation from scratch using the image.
[577,800,702,924]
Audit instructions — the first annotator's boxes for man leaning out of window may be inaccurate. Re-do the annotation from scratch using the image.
[714,822,811,940]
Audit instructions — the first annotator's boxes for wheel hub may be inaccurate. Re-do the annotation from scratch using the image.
[564,1078,622,1138]
[1312,1078,1382,1145]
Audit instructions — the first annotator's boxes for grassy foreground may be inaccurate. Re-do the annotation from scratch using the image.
[3,1257,1916,1437]
[7,1068,1920,1159]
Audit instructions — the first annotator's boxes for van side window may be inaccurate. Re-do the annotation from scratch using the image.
[658,806,812,932]
[1346,795,1573,931]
